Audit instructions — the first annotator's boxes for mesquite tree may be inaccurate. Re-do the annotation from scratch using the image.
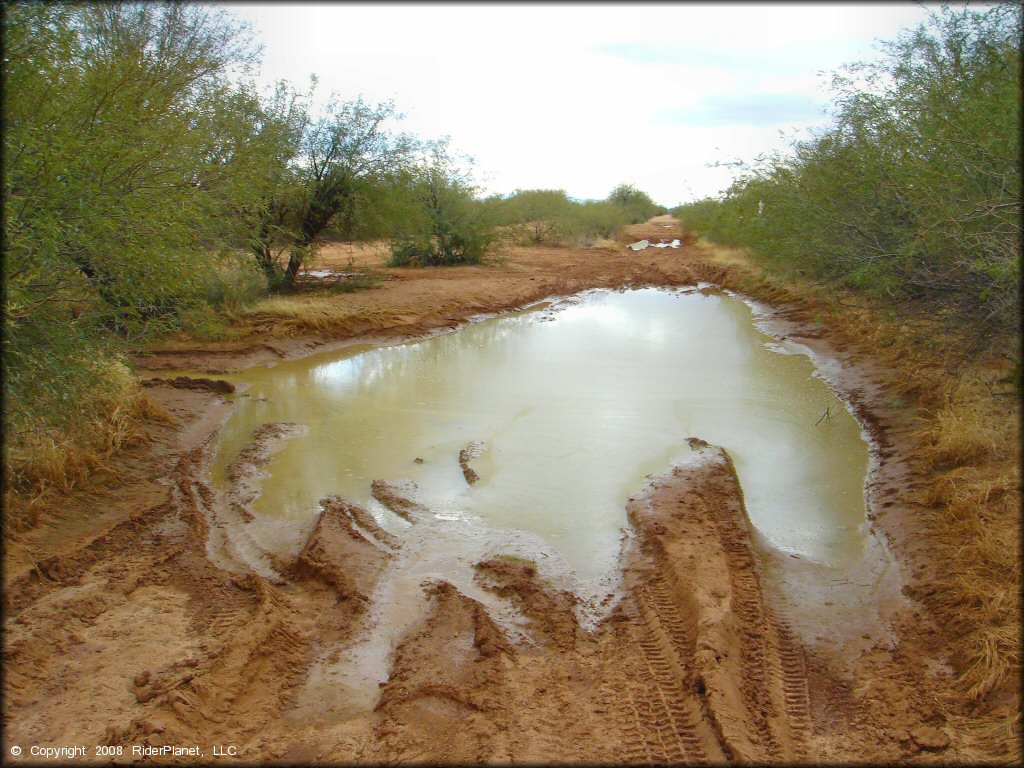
[388,147,500,267]
[3,1,263,428]
[248,96,417,288]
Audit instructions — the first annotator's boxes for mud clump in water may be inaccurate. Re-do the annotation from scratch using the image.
[377,581,510,713]
[474,557,578,650]
[458,441,485,485]
[370,480,428,523]
[143,376,236,394]
[226,423,306,492]
[292,497,393,603]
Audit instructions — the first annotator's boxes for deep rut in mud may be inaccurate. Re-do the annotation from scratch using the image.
[594,440,813,763]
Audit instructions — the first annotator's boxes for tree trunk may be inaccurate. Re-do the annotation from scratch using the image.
[253,244,278,284]
[283,249,303,289]
[283,224,316,290]
[251,203,283,286]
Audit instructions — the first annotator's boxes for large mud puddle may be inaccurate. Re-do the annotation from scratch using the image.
[202,287,887,718]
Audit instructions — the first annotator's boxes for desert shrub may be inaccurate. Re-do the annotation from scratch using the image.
[200,255,270,310]
[499,189,577,245]
[486,191,633,247]
[388,152,500,266]
[569,201,631,245]
[607,183,663,224]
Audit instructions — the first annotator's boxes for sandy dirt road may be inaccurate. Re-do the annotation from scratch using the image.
[3,218,977,763]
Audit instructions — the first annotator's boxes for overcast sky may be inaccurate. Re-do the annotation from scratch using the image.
[225,2,941,206]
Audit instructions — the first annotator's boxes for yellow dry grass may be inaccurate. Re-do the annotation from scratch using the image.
[917,383,1009,468]
[239,295,400,337]
[4,359,172,531]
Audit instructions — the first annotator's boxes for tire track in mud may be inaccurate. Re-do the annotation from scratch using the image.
[608,442,816,764]
[600,629,659,765]
[709,483,813,761]
[775,620,813,760]
[127,443,311,743]
[718,513,784,757]
[600,598,711,764]
[632,583,711,761]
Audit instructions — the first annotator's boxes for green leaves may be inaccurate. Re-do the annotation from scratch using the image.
[673,3,1020,337]
[389,148,499,267]
[607,183,663,224]
[3,2,263,432]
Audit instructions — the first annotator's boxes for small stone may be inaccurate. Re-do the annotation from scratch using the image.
[138,719,166,735]
[413,457,424,464]
[911,724,949,751]
[134,686,156,704]
[133,671,151,688]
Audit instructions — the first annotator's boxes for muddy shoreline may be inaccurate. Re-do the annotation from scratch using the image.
[3,220,974,763]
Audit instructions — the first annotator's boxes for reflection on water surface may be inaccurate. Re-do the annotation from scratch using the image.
[209,287,870,586]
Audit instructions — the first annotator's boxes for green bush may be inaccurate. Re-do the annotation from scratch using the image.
[3,3,264,439]
[388,223,496,267]
[570,201,631,244]
[200,255,270,310]
[608,183,663,224]
[499,189,576,245]
[388,154,500,267]
[486,190,633,247]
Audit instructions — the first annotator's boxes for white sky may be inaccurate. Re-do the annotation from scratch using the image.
[224,2,942,206]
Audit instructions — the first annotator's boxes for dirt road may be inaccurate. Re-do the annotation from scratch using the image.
[3,218,984,763]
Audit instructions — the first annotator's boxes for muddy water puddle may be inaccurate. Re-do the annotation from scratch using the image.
[202,286,884,718]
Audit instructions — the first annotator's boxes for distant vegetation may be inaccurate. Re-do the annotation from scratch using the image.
[673,4,1021,343]
[483,183,666,247]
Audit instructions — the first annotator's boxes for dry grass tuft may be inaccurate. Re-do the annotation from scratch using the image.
[4,358,173,531]
[914,375,1018,711]
[698,242,757,269]
[921,460,1020,702]
[953,703,1023,765]
[240,295,412,338]
[240,296,352,336]
[244,300,334,336]
[917,384,1008,469]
